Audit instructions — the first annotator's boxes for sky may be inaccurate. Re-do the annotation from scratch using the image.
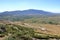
[0,0,60,13]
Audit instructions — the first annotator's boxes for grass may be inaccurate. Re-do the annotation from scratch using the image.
[0,23,60,40]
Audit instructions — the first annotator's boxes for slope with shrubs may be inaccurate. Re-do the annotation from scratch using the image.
[0,23,60,40]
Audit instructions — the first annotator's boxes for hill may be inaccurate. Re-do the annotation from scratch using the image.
[0,9,60,40]
[0,9,59,21]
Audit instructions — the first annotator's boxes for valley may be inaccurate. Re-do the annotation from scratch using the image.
[0,9,60,40]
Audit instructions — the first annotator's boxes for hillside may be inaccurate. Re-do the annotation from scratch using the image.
[0,9,60,34]
[0,9,59,21]
[0,9,60,40]
[0,21,60,40]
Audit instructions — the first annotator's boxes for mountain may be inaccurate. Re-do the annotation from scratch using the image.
[0,9,56,16]
[0,9,60,21]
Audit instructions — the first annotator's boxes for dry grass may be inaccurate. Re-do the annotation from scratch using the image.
[0,21,60,35]
[9,21,60,35]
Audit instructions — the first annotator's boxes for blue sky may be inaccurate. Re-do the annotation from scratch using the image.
[0,0,60,13]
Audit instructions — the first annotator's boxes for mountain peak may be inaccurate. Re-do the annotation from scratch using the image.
[0,9,56,16]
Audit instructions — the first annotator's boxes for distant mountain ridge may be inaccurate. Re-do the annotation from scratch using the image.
[0,9,60,21]
[0,9,57,16]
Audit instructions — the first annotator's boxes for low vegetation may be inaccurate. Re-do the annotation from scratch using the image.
[0,23,60,40]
